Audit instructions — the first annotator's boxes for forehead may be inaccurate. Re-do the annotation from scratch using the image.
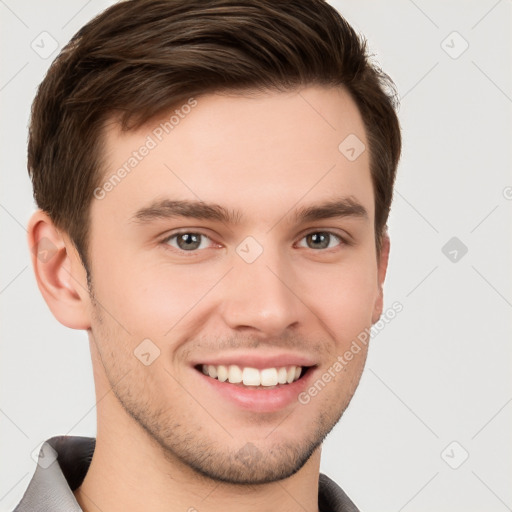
[93,85,374,228]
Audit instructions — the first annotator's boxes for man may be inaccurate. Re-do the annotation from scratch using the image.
[16,0,401,510]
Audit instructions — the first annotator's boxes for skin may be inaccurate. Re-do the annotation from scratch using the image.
[28,85,390,512]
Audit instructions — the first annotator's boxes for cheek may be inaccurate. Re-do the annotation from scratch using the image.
[298,255,379,332]
[91,247,224,336]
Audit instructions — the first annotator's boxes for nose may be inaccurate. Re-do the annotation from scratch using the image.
[218,243,304,337]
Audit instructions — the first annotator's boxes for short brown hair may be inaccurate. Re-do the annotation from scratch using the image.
[28,0,401,276]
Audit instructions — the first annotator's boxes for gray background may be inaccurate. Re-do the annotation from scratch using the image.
[1,1,511,511]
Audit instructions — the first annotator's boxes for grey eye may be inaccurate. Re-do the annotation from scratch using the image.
[299,232,341,250]
[165,232,211,251]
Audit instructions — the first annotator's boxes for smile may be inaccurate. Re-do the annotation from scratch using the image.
[198,364,307,387]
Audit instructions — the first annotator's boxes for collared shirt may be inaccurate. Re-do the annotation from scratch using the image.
[13,436,360,512]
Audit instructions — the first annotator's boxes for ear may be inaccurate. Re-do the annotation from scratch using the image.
[27,210,91,330]
[371,231,390,324]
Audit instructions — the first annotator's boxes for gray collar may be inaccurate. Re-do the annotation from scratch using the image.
[14,436,359,512]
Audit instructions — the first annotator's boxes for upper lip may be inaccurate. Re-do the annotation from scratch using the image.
[192,352,318,370]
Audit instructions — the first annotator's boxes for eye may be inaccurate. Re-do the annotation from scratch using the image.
[162,231,214,252]
[297,231,345,250]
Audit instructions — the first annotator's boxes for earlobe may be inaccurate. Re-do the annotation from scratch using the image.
[27,210,91,330]
[371,232,390,324]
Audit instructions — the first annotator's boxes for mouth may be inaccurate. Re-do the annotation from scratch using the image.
[194,363,314,389]
[191,353,320,412]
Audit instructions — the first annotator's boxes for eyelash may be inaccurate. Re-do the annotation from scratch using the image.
[160,229,350,256]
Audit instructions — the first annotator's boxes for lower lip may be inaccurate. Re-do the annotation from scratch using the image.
[195,367,317,413]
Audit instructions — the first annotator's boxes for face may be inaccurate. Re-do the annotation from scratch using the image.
[85,85,387,484]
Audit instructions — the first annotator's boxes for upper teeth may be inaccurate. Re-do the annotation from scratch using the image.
[201,364,302,386]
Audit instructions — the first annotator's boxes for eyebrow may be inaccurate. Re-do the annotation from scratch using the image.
[130,196,368,226]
